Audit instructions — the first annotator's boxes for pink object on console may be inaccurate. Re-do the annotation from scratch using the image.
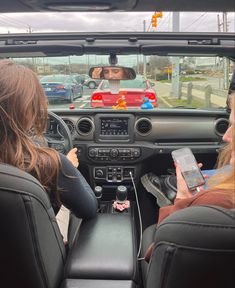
[112,200,130,211]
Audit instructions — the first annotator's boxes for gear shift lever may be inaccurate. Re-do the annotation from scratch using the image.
[116,185,127,202]
[94,186,102,211]
[94,186,102,199]
[113,185,130,212]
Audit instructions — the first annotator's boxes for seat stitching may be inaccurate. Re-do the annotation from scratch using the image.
[159,221,235,230]
[23,195,49,288]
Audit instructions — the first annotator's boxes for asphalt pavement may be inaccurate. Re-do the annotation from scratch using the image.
[48,78,228,110]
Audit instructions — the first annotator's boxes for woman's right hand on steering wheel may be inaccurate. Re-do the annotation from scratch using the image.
[66,148,79,168]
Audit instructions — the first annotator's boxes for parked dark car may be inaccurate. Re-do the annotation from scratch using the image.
[40,74,83,103]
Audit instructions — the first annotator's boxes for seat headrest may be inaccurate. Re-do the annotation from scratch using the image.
[0,163,51,209]
[156,205,235,250]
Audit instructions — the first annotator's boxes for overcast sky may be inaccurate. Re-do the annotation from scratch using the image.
[0,12,234,34]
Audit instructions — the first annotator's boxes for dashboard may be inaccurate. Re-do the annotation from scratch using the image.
[48,109,229,188]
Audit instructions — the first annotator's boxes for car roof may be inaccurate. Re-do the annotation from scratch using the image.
[1,32,234,60]
[1,0,234,12]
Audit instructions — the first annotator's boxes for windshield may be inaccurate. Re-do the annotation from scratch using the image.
[2,10,234,111]
[10,54,234,110]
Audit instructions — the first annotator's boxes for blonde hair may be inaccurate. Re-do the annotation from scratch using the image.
[208,92,235,204]
[0,60,61,204]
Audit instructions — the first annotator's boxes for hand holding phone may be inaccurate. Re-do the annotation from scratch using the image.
[172,148,205,192]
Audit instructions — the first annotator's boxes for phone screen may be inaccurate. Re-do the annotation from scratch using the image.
[172,148,205,190]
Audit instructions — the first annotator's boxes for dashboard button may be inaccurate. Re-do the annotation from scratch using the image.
[133,149,141,157]
[96,169,104,177]
[107,174,113,180]
[110,149,119,158]
[89,148,97,158]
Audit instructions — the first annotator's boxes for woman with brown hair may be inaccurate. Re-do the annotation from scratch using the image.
[0,60,97,218]
[92,66,135,80]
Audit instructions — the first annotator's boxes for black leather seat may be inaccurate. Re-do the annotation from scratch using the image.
[141,205,235,288]
[0,163,67,288]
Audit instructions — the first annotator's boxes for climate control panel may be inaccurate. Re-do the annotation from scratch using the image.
[88,147,141,161]
[94,166,135,182]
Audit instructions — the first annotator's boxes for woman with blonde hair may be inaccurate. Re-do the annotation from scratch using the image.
[144,91,234,261]
[0,60,97,218]
[158,91,234,223]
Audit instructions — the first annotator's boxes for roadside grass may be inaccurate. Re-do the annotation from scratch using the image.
[160,76,206,83]
[162,96,204,108]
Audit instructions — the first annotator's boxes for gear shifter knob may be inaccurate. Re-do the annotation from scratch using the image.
[94,186,102,199]
[116,185,127,202]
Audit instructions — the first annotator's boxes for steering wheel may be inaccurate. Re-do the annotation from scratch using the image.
[44,111,73,154]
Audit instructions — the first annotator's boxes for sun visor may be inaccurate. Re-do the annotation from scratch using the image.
[0,44,83,57]
[141,45,235,58]
[20,0,137,11]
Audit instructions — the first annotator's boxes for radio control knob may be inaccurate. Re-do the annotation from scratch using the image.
[96,169,104,177]
[89,148,97,158]
[133,148,141,158]
[110,149,119,158]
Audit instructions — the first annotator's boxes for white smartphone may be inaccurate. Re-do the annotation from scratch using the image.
[171,147,205,191]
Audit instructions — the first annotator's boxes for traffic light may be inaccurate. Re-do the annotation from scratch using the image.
[151,14,157,27]
[151,12,163,28]
[155,11,163,18]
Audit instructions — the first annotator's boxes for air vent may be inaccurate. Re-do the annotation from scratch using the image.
[135,118,152,135]
[76,117,94,135]
[215,118,229,136]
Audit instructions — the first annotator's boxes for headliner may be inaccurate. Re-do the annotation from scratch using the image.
[1,0,235,13]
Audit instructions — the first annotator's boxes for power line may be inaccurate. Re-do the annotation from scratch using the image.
[0,14,31,28]
[0,14,33,32]
[183,12,207,31]
[147,18,152,32]
[0,19,23,33]
[157,12,170,31]
[193,15,212,32]
[0,17,20,28]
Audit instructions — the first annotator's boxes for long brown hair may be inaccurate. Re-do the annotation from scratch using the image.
[0,60,61,203]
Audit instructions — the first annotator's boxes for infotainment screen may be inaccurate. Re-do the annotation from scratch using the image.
[100,117,128,135]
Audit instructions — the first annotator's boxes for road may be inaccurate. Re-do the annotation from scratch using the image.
[48,75,227,110]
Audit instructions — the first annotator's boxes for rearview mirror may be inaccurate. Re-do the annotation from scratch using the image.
[89,66,136,80]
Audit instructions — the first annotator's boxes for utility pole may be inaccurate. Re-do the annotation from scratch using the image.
[28,25,32,33]
[68,56,72,74]
[218,13,230,90]
[143,20,147,77]
[28,25,37,72]
[171,12,180,98]
[222,12,229,32]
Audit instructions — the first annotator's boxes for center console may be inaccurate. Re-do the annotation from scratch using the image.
[65,113,139,286]
[65,213,138,287]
